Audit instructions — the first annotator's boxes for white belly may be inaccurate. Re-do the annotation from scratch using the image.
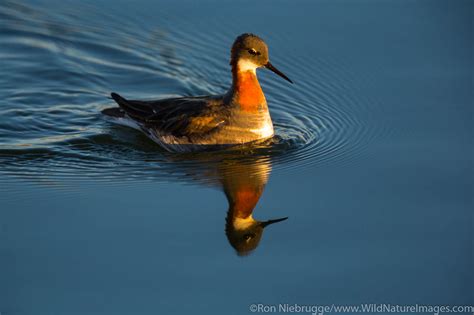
[250,119,274,139]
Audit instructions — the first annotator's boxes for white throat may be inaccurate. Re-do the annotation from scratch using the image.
[233,216,256,230]
[237,59,258,74]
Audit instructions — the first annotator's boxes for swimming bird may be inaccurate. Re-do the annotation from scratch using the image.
[102,33,293,152]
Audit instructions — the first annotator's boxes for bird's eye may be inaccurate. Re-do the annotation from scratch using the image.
[248,48,259,56]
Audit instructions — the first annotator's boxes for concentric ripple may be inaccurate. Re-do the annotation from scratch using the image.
[0,0,391,188]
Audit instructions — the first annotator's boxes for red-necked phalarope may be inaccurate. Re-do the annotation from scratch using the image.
[102,33,293,152]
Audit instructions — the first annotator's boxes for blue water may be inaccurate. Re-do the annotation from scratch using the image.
[0,0,472,314]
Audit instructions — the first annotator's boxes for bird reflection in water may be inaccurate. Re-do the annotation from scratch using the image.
[213,155,288,256]
[169,148,287,256]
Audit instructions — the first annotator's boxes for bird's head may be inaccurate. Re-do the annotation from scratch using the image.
[230,33,293,83]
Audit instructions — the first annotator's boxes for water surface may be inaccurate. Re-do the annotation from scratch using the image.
[0,0,472,314]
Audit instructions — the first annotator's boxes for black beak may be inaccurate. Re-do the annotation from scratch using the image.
[265,62,293,84]
[261,216,289,228]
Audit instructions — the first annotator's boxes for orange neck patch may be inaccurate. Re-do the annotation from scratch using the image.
[232,186,263,218]
[234,71,265,112]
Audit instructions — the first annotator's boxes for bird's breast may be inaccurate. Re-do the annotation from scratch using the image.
[235,71,266,113]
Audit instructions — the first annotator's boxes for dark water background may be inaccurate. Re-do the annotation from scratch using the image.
[0,0,472,314]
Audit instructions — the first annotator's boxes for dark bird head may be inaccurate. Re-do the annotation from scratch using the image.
[230,33,293,83]
[225,215,288,256]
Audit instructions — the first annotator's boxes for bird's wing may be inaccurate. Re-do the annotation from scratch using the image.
[110,93,228,137]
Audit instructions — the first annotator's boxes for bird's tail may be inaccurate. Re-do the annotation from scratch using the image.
[101,92,127,117]
[110,92,127,107]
